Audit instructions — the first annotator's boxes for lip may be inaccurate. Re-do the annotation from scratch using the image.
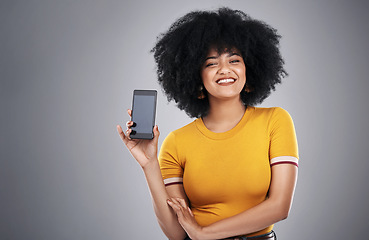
[216,77,236,85]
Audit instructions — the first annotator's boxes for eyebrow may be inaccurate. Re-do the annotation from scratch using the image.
[205,52,241,61]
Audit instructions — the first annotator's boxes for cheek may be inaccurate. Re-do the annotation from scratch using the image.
[237,67,247,81]
[200,69,213,85]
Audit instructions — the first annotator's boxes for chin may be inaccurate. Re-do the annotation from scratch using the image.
[211,93,242,101]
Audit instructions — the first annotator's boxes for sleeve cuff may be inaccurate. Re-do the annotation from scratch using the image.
[270,156,299,167]
[163,177,183,186]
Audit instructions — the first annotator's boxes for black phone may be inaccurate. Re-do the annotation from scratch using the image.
[130,89,157,139]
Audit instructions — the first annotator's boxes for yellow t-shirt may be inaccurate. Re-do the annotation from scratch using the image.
[159,106,299,236]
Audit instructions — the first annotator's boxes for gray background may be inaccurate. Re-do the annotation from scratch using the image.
[1,0,368,239]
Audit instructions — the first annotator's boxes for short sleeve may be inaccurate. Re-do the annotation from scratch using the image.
[269,108,299,167]
[158,132,184,186]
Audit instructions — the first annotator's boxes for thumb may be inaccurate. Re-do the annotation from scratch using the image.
[153,125,160,141]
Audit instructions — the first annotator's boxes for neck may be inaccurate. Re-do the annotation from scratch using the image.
[202,97,246,133]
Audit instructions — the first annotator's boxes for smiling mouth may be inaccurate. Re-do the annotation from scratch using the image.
[216,78,236,84]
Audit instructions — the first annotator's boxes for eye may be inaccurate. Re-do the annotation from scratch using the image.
[230,59,240,64]
[205,62,217,67]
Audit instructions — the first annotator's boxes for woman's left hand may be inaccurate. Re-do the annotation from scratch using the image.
[167,198,204,240]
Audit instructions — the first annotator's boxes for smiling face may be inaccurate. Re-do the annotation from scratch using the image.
[200,47,246,102]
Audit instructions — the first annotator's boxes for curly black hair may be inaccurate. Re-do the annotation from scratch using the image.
[151,7,287,118]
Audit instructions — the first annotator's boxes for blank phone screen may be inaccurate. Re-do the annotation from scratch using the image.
[132,94,156,134]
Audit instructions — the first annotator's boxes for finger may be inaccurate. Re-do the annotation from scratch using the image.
[176,198,188,208]
[127,109,132,117]
[168,198,180,207]
[173,198,194,219]
[170,198,183,207]
[168,198,184,210]
[153,125,160,139]
[126,128,132,140]
[117,125,128,144]
[188,207,194,217]
[176,198,192,218]
[126,121,133,128]
[171,198,188,217]
[167,199,182,213]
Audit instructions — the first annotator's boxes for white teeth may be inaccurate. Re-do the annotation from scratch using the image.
[217,78,235,84]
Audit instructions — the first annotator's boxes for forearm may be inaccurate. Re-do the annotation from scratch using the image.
[200,164,298,240]
[142,160,187,240]
[201,198,288,239]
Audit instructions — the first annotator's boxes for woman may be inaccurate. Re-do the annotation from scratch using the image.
[117,8,298,240]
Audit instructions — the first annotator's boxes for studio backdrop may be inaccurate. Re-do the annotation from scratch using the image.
[1,1,369,239]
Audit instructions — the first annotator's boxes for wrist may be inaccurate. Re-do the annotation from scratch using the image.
[141,158,159,172]
[198,226,217,240]
[190,226,208,240]
[201,226,210,240]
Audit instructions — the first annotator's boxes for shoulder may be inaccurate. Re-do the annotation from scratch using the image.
[162,120,198,144]
[170,119,198,137]
[247,106,288,118]
[160,120,200,159]
[246,107,295,132]
[251,106,292,121]
[252,106,289,114]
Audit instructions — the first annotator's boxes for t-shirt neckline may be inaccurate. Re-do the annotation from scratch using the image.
[195,106,254,140]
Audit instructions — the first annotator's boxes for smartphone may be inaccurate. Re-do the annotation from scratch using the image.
[130,90,157,139]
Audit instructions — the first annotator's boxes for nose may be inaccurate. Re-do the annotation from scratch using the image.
[217,62,231,74]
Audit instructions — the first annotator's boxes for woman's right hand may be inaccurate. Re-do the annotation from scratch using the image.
[117,109,160,168]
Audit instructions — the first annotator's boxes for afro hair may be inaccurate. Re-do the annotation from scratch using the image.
[151,7,287,118]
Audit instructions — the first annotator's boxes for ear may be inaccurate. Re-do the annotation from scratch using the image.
[244,83,253,93]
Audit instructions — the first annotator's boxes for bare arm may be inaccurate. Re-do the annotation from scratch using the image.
[117,110,187,240]
[141,160,188,240]
[169,164,298,240]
